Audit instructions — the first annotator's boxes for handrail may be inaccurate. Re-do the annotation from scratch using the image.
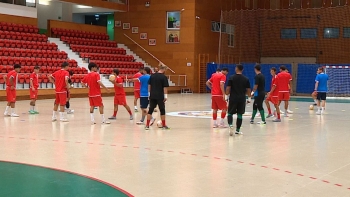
[123,34,176,73]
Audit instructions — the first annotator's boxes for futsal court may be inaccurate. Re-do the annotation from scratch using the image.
[1,93,350,196]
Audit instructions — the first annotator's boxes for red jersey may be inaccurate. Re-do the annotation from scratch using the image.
[209,72,226,96]
[114,76,125,95]
[133,72,142,90]
[6,70,18,88]
[81,72,101,97]
[277,72,292,92]
[51,69,69,93]
[30,72,39,89]
[270,75,279,97]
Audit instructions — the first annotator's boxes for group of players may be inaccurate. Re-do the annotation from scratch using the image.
[2,62,171,129]
[207,64,329,136]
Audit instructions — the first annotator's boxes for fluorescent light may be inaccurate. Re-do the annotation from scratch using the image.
[95,14,99,17]
[77,5,92,8]
[39,0,50,5]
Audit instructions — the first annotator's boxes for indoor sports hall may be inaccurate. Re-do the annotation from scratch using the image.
[1,0,350,197]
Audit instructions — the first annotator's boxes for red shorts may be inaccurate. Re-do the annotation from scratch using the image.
[211,96,227,110]
[55,92,67,106]
[30,89,38,100]
[134,90,140,99]
[278,92,290,101]
[114,95,127,105]
[89,96,103,107]
[266,96,279,105]
[6,88,16,103]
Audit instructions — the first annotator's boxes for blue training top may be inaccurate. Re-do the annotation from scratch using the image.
[139,74,150,97]
[315,73,329,92]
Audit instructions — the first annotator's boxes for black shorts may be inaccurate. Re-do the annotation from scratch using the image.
[228,101,246,115]
[140,97,149,109]
[149,99,165,110]
[317,92,327,100]
[254,95,265,105]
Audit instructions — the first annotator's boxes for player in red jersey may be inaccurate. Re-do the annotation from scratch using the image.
[206,67,229,128]
[48,62,70,122]
[132,67,144,112]
[3,64,21,117]
[29,66,40,114]
[108,69,133,120]
[277,65,293,117]
[81,62,111,125]
[265,67,281,122]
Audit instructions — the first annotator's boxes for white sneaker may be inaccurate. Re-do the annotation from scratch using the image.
[287,110,293,114]
[213,123,219,128]
[67,109,74,114]
[229,126,234,136]
[102,121,111,124]
[4,112,10,116]
[316,110,321,115]
[52,117,57,122]
[60,118,69,122]
[136,121,144,125]
[10,113,19,117]
[283,113,288,117]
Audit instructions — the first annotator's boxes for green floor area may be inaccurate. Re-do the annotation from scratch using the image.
[290,97,350,103]
[0,161,130,197]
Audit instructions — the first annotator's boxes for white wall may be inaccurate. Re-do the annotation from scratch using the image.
[37,1,62,29]
[0,2,37,18]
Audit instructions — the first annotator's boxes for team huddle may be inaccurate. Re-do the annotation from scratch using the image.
[207,64,329,136]
[3,62,171,129]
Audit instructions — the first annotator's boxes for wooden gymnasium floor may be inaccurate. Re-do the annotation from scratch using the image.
[1,93,350,197]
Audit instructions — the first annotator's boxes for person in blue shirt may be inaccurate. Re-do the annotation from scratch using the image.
[314,67,329,115]
[137,67,156,125]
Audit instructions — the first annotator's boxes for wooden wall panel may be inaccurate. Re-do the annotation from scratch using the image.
[0,13,37,26]
[47,20,107,37]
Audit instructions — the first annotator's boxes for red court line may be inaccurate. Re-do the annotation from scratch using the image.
[0,160,134,197]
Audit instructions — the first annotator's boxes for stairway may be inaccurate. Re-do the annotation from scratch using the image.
[48,38,89,70]
[117,44,150,68]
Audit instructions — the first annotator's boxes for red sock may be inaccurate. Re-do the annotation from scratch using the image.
[162,120,166,127]
[146,119,150,126]
[277,113,280,119]
[221,111,226,119]
[213,113,217,120]
[113,111,117,117]
[267,108,272,114]
[127,110,132,115]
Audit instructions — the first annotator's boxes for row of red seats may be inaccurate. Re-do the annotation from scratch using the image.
[61,36,116,47]
[0,74,87,85]
[0,22,38,33]
[52,28,109,40]
[70,44,126,55]
[0,30,47,42]
[0,39,58,50]
[80,53,133,62]
[100,68,139,75]
[0,57,78,67]
[0,48,67,59]
[93,61,143,69]
[0,65,87,74]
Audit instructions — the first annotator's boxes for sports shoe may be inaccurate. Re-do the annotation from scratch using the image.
[145,126,150,130]
[29,110,36,114]
[272,118,281,122]
[10,113,19,117]
[257,121,266,125]
[91,121,96,125]
[162,126,170,130]
[129,115,133,120]
[4,112,10,116]
[150,118,156,126]
[108,116,116,120]
[229,126,234,136]
[283,113,288,117]
[136,121,144,125]
[266,114,274,118]
[213,123,219,128]
[52,117,57,122]
[287,110,293,114]
[235,130,243,135]
[316,110,322,115]
[250,119,254,124]
[102,121,111,124]
[33,111,39,114]
[60,118,69,122]
[134,109,138,112]
[219,120,227,128]
[67,109,74,114]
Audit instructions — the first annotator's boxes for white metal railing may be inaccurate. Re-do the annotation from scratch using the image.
[167,75,186,86]
[123,34,176,74]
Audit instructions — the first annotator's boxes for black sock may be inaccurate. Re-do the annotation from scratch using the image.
[236,116,243,130]
[66,101,70,109]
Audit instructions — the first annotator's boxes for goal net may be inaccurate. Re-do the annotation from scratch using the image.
[218,5,350,98]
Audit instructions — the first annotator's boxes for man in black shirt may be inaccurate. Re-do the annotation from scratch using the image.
[226,64,252,136]
[146,66,170,130]
[250,64,266,124]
